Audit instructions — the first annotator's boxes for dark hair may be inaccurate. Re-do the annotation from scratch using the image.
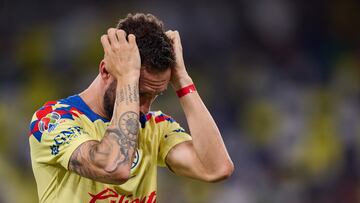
[117,13,175,72]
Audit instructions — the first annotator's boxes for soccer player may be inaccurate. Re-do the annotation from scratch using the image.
[29,13,234,203]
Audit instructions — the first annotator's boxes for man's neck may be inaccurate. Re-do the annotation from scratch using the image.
[79,75,108,119]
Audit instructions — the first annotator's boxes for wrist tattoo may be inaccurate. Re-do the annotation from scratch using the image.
[116,83,139,105]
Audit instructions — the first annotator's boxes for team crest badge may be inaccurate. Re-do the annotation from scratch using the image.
[131,149,141,170]
[38,112,61,133]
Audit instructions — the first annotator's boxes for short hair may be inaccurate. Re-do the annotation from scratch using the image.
[117,13,175,72]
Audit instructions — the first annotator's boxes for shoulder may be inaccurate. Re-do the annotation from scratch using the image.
[140,111,177,128]
[151,111,176,123]
[29,99,84,142]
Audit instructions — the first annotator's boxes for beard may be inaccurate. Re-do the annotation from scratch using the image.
[103,80,117,119]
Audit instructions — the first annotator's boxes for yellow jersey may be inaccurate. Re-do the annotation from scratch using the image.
[29,95,192,203]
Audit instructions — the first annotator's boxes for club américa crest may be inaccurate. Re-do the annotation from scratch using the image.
[131,149,141,170]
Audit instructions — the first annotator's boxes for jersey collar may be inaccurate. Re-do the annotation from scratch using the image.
[62,95,110,123]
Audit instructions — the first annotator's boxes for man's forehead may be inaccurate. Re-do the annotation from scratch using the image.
[140,67,171,77]
[139,68,171,93]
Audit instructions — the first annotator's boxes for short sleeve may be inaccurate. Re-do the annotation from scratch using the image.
[29,110,97,170]
[157,114,192,167]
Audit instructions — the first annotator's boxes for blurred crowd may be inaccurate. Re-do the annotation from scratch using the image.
[0,0,359,202]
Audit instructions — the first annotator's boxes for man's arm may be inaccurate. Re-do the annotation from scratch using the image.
[165,31,234,182]
[68,28,141,185]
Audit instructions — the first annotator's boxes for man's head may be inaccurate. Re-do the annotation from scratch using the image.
[102,13,175,118]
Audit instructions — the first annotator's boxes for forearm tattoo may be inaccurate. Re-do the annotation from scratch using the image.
[104,111,139,173]
[69,141,112,181]
[69,82,139,181]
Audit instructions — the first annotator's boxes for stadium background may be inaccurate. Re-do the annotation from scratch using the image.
[0,0,359,202]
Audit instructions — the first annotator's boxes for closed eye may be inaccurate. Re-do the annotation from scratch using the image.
[139,91,164,98]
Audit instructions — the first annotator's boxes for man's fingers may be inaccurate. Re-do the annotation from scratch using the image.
[173,30,181,41]
[116,29,127,45]
[166,30,182,45]
[165,30,174,40]
[100,28,141,78]
[128,34,137,46]
[173,31,182,48]
[100,34,111,52]
[107,28,118,45]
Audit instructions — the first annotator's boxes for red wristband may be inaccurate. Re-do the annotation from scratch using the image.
[176,84,197,98]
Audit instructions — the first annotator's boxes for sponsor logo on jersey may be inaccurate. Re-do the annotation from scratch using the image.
[38,112,61,133]
[88,188,156,203]
[50,126,85,155]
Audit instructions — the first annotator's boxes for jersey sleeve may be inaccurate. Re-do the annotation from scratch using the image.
[157,112,192,167]
[29,105,97,170]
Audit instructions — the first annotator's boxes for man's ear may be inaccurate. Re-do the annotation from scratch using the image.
[99,60,111,80]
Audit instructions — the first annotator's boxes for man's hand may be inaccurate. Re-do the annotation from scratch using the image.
[165,30,234,182]
[166,30,193,90]
[101,28,141,79]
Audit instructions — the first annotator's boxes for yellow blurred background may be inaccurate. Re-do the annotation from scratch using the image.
[0,0,360,202]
